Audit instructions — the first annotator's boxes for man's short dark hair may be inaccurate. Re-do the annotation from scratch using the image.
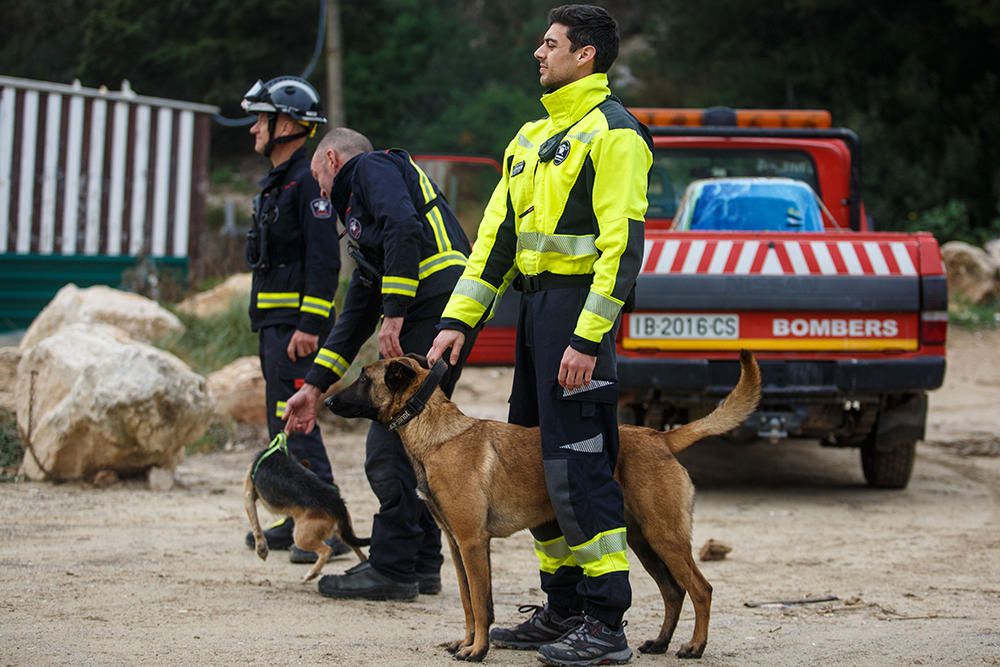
[548,4,620,74]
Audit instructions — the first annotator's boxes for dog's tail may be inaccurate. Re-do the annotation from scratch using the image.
[326,492,372,548]
[662,349,762,454]
[338,517,372,548]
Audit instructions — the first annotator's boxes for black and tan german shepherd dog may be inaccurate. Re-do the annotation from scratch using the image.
[244,433,370,582]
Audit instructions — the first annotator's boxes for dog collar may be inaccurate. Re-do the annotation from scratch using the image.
[252,432,288,479]
[387,360,449,432]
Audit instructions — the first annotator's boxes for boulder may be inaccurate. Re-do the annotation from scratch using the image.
[175,273,251,319]
[0,346,20,412]
[15,323,212,482]
[20,284,184,352]
[941,241,1000,305]
[206,356,266,424]
[985,237,1000,265]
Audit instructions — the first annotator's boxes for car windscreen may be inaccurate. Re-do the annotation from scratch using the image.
[648,149,819,219]
[676,180,824,232]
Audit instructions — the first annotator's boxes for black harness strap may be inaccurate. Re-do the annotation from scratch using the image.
[387,360,449,431]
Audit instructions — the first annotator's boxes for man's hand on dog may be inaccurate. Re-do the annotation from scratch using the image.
[283,383,322,434]
[428,329,466,366]
[379,316,405,358]
[559,346,596,390]
[287,330,319,361]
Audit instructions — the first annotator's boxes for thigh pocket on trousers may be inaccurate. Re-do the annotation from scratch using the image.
[559,379,616,422]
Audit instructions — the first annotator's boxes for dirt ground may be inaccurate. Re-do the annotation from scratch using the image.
[2,330,999,666]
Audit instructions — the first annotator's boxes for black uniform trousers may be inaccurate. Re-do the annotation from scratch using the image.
[365,295,475,582]
[259,324,334,485]
[507,286,631,628]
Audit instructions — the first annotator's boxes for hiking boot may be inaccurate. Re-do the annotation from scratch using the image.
[537,614,632,666]
[244,517,294,551]
[288,536,353,563]
[489,604,579,650]
[317,561,418,601]
[416,571,442,595]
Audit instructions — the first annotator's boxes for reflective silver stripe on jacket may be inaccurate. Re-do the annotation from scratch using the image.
[516,231,598,257]
[583,291,622,321]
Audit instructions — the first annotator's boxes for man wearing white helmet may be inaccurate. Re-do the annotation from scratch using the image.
[241,76,344,564]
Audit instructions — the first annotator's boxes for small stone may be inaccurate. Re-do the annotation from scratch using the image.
[91,470,120,488]
[147,466,175,491]
[699,538,733,561]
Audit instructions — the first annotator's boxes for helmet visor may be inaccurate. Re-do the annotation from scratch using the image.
[240,80,271,112]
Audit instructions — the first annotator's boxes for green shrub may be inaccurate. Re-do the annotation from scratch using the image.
[161,297,258,375]
[913,199,1000,245]
[948,295,1000,330]
[0,408,25,482]
[187,417,238,455]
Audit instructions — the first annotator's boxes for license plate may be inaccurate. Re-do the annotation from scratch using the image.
[629,313,739,339]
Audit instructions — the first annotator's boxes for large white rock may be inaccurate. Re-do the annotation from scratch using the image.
[0,347,20,412]
[985,237,1000,265]
[20,284,185,352]
[15,324,213,482]
[175,273,251,319]
[206,355,266,424]
[941,241,1000,305]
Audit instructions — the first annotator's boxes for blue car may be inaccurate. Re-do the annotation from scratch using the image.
[672,177,825,232]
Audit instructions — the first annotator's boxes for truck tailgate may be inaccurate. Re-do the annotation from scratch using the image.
[619,231,947,395]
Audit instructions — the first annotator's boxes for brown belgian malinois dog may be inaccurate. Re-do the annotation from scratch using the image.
[325,350,761,662]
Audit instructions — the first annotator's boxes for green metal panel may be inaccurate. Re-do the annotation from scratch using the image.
[0,254,188,332]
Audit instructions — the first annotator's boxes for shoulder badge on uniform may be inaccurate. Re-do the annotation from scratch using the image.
[348,217,363,239]
[311,198,333,219]
[553,140,571,166]
[511,160,525,177]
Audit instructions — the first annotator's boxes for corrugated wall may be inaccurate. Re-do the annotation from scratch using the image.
[0,76,217,331]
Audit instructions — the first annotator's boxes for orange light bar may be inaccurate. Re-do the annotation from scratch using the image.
[630,108,704,127]
[630,107,832,129]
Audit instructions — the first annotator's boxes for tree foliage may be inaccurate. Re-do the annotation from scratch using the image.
[1,0,997,240]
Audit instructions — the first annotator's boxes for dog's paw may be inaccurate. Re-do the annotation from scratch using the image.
[440,640,463,655]
[454,645,487,662]
[676,641,706,659]
[639,639,668,654]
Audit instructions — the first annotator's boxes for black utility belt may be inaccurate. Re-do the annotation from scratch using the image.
[514,272,593,293]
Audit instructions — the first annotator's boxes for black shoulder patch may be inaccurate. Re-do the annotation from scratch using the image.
[599,98,653,149]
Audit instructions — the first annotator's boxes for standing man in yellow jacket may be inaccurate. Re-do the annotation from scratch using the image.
[428,5,652,665]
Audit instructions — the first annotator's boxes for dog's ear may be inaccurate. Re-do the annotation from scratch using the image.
[404,352,430,369]
[385,360,418,393]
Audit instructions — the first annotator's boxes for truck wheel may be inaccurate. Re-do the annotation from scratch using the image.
[860,439,916,489]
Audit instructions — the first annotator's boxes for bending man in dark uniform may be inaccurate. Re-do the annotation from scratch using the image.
[283,128,475,601]
[428,5,652,665]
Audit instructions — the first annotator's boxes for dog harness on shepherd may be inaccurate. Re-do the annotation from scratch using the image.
[385,360,449,432]
[252,432,289,480]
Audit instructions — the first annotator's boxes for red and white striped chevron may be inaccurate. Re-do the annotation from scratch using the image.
[641,237,918,276]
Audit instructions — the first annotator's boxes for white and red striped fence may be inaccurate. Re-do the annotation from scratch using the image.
[0,75,217,259]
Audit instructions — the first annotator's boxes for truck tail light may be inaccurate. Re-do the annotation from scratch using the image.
[920,311,948,345]
[920,275,948,346]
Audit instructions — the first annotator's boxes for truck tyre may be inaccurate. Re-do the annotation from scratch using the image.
[860,439,916,489]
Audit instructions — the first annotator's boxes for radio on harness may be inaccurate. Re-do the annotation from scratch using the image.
[246,190,277,272]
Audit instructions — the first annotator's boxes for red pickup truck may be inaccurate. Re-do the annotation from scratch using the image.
[416,108,947,489]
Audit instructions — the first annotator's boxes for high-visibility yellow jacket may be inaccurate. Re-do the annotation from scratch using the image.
[440,73,653,354]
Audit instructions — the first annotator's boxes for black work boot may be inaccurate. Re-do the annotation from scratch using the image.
[489,604,579,650]
[245,517,294,551]
[537,614,632,666]
[317,561,418,601]
[415,571,442,595]
[288,536,353,563]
